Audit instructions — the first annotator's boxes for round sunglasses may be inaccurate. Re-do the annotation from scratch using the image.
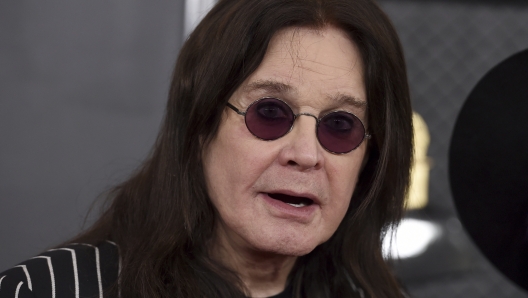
[226,97,371,154]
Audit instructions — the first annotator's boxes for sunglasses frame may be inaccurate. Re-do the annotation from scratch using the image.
[226,97,371,154]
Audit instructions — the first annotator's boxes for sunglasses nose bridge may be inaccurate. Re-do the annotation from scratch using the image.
[295,112,319,123]
[292,113,319,134]
[294,112,320,134]
[289,112,321,144]
[281,112,324,169]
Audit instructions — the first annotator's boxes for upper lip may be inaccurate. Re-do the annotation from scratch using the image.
[264,189,321,205]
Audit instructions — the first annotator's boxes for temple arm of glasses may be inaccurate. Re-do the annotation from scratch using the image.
[226,102,246,116]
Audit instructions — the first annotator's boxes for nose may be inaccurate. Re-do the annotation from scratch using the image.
[277,114,324,171]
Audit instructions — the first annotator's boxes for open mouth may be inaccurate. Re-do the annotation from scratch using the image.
[267,193,314,208]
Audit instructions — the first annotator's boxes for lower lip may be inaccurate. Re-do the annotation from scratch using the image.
[261,193,318,222]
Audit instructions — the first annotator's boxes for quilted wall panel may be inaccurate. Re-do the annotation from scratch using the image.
[379,1,528,296]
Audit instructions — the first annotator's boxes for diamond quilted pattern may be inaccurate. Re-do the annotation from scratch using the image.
[379,1,528,297]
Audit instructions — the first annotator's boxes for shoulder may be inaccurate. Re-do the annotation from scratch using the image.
[0,241,119,298]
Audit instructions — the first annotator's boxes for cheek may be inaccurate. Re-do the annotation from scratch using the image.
[325,153,366,217]
[202,120,275,210]
[329,160,362,196]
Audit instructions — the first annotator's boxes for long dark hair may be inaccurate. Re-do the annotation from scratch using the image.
[73,0,413,297]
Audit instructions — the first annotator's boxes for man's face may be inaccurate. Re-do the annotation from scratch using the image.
[202,26,368,256]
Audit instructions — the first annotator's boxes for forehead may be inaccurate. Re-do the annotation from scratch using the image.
[236,26,366,112]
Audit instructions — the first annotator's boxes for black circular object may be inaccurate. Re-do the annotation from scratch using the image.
[449,48,528,291]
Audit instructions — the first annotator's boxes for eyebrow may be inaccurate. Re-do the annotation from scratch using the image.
[329,92,367,111]
[243,80,295,95]
[243,79,367,111]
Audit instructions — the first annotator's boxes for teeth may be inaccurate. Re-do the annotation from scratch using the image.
[286,202,308,208]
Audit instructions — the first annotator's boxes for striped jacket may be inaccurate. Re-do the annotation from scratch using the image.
[0,241,332,298]
[0,241,119,298]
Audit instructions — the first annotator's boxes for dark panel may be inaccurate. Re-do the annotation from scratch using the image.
[380,0,528,6]
[379,0,528,296]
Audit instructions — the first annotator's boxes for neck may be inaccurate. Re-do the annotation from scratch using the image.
[210,225,297,297]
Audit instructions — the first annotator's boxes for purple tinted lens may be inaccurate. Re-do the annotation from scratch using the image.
[245,98,294,140]
[317,111,365,153]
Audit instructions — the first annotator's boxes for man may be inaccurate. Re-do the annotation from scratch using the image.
[0,0,412,297]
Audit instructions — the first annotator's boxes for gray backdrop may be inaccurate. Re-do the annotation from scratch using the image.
[0,0,184,270]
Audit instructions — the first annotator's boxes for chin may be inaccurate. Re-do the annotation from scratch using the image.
[248,232,324,257]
